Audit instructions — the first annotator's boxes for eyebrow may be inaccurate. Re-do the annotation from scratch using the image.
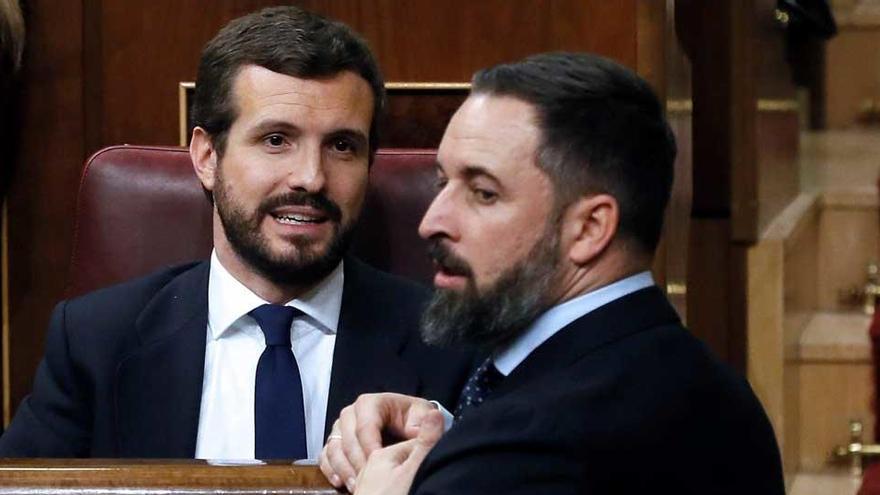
[248,120,368,147]
[250,119,300,137]
[461,164,501,187]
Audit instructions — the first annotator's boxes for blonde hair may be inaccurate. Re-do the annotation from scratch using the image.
[0,0,24,73]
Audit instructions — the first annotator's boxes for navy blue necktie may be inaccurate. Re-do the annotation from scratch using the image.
[454,357,504,423]
[251,304,307,460]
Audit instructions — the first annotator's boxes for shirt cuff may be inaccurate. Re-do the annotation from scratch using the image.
[428,400,454,432]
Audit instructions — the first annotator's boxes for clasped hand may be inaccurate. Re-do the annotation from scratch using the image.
[319,392,445,494]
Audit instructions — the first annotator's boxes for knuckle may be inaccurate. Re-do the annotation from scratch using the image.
[339,405,353,420]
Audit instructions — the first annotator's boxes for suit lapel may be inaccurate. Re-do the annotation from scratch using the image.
[115,262,210,457]
[324,259,419,438]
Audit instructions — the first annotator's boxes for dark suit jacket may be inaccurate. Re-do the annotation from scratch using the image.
[411,287,784,494]
[0,257,471,457]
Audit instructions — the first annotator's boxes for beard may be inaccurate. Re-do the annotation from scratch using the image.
[420,223,562,353]
[213,169,355,288]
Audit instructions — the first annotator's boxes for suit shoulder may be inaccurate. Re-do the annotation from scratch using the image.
[66,262,204,305]
[58,261,207,337]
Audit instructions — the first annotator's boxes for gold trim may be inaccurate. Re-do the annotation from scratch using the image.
[757,99,800,112]
[666,99,692,114]
[179,82,194,147]
[385,82,471,91]
[3,200,10,426]
[666,282,687,296]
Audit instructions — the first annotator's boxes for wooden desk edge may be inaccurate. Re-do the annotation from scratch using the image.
[0,459,338,494]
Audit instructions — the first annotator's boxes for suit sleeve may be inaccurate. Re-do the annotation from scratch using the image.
[411,440,582,495]
[0,301,91,456]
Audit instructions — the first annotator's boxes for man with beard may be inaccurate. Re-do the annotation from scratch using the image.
[0,6,469,462]
[319,52,785,494]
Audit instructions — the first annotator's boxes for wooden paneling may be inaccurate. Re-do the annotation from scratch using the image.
[825,27,880,128]
[657,0,692,317]
[757,109,801,233]
[382,89,467,148]
[5,0,85,425]
[91,0,640,153]
[817,192,880,312]
[799,362,874,470]
[679,0,800,368]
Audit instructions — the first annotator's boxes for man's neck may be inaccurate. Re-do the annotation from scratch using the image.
[552,248,653,308]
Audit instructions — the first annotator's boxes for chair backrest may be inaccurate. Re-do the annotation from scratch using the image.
[67,145,437,298]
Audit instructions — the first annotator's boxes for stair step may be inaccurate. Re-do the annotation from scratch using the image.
[798,312,872,362]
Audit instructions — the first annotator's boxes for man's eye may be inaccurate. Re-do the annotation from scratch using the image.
[265,135,285,147]
[473,188,498,204]
[331,139,355,153]
[433,177,448,191]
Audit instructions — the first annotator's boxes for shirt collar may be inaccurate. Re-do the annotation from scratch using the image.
[493,271,655,376]
[207,250,344,340]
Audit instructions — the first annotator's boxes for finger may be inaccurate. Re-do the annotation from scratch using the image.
[403,410,444,468]
[355,412,444,493]
[318,444,345,489]
[353,438,420,492]
[400,400,441,439]
[325,434,358,491]
[336,403,369,472]
[351,396,389,462]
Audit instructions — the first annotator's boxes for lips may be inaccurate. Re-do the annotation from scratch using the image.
[259,191,342,225]
[427,240,473,278]
[274,214,323,224]
[270,207,329,225]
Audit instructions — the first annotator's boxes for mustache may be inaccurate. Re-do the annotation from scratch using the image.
[258,191,342,222]
[427,239,473,278]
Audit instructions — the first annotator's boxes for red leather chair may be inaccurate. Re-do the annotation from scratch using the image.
[67,145,437,298]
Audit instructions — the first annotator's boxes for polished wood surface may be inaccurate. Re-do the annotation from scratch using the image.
[0,459,335,494]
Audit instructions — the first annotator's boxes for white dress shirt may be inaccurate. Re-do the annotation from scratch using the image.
[494,271,655,376]
[195,251,342,461]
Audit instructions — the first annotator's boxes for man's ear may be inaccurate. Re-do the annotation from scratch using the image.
[560,194,619,266]
[190,127,218,192]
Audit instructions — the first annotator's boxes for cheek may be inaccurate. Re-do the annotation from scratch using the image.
[218,153,274,196]
[469,209,552,283]
[327,167,369,215]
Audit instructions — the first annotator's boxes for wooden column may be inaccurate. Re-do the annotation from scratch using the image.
[678,0,758,371]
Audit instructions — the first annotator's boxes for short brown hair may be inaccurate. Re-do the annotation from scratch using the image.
[192,6,385,161]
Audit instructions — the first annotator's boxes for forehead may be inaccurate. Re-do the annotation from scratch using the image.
[229,64,374,129]
[438,94,542,177]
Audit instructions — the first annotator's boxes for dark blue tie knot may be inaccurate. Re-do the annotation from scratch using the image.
[250,304,300,347]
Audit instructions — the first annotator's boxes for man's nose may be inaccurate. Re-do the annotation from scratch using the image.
[285,144,326,192]
[419,187,458,242]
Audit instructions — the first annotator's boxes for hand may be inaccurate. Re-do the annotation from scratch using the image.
[319,393,439,492]
[353,409,444,495]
